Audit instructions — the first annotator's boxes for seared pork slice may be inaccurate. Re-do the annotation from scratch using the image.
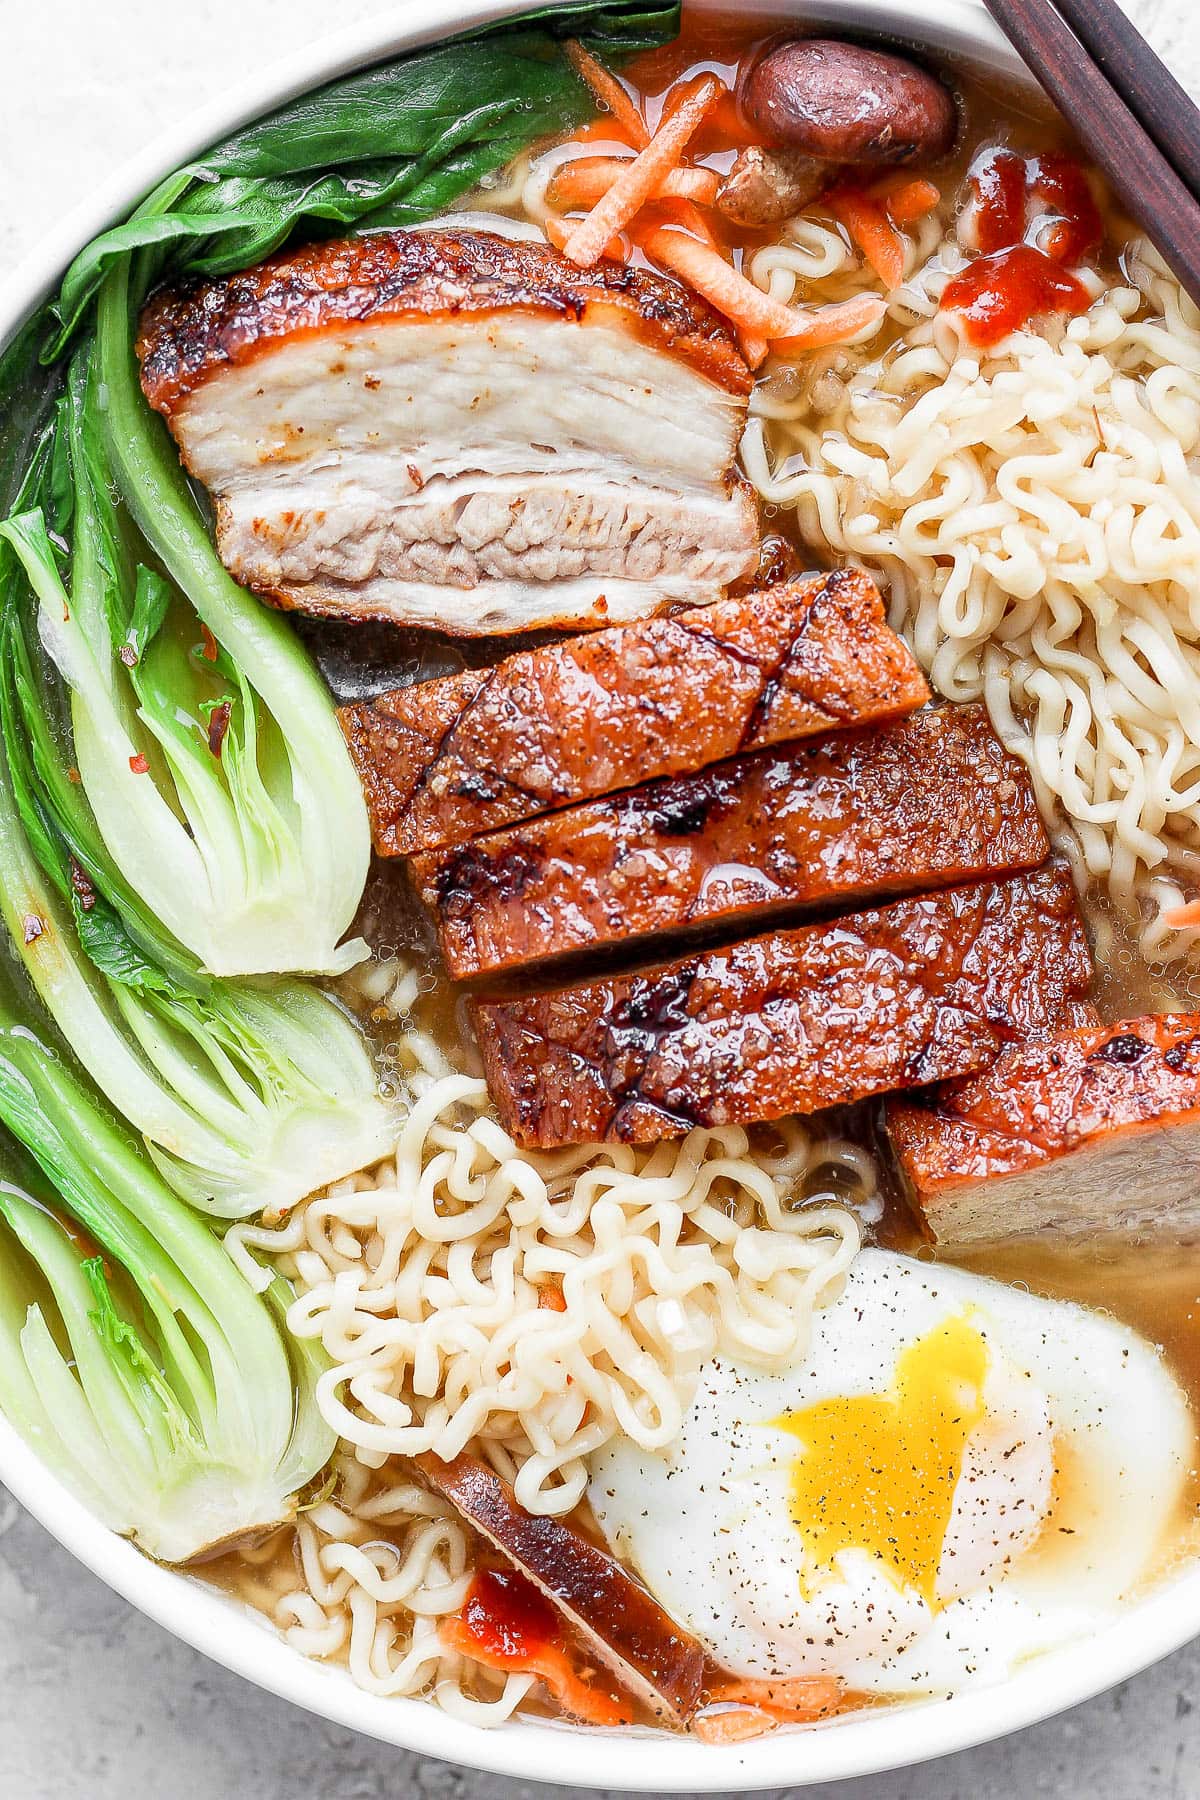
[470,864,1093,1148]
[138,229,759,634]
[417,1452,707,1726]
[889,1014,1200,1245]
[415,703,1049,979]
[340,568,928,857]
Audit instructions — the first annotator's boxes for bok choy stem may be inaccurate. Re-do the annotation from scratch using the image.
[0,408,395,1218]
[0,986,335,1561]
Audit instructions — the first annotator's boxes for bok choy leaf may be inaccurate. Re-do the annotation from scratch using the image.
[0,986,334,1562]
[49,2,682,347]
[0,395,395,1218]
[1,350,370,979]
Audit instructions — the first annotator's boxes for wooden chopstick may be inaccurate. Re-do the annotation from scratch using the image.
[981,0,1200,312]
[1052,0,1200,198]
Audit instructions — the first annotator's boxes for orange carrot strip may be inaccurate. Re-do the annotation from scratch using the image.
[692,1706,777,1744]
[739,331,770,370]
[548,156,719,210]
[771,291,889,353]
[538,1282,568,1312]
[545,213,626,262]
[565,40,650,148]
[878,177,941,223]
[639,225,803,334]
[714,1674,844,1722]
[439,1617,633,1726]
[562,74,722,269]
[827,187,906,289]
[1164,900,1200,929]
[640,225,886,345]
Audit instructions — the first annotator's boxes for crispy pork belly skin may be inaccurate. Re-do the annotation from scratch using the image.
[470,865,1093,1148]
[137,229,759,633]
[417,703,1049,979]
[889,1014,1200,1245]
[339,569,928,857]
[416,1452,707,1726]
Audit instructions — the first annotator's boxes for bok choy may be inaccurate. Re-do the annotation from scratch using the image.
[0,978,334,1561]
[0,0,680,1213]
[49,2,683,345]
[18,0,679,979]
[0,370,395,1218]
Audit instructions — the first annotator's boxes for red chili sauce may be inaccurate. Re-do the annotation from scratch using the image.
[458,1566,561,1663]
[941,145,1103,346]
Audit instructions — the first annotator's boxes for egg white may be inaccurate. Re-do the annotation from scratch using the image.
[588,1248,1194,1696]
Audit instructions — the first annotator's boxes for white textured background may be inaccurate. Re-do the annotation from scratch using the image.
[2,2,1200,1796]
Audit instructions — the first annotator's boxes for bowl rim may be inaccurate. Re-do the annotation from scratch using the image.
[3,0,1200,1789]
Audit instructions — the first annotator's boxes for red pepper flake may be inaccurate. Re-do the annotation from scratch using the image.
[22,914,45,945]
[70,860,97,913]
[67,768,82,785]
[199,624,219,663]
[538,1283,568,1312]
[119,643,138,668]
[129,752,150,774]
[207,701,233,758]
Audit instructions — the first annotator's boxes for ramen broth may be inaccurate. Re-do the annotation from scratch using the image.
[203,5,1200,1715]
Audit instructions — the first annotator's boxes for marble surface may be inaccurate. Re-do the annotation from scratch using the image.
[3,1,1200,1795]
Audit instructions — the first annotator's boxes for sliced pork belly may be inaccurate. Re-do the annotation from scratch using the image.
[470,864,1093,1148]
[416,704,1049,979]
[137,229,759,634]
[339,568,929,857]
[889,1014,1200,1245]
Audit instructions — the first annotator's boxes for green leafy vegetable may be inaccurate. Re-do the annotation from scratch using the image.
[0,420,395,1218]
[3,344,372,979]
[0,0,682,1542]
[0,980,334,1561]
[49,3,681,349]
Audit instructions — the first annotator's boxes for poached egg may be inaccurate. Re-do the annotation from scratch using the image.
[589,1249,1194,1695]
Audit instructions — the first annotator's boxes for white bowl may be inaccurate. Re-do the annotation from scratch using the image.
[2,0,1198,1788]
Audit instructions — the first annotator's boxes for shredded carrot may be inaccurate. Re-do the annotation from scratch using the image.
[639,225,800,334]
[826,186,906,289]
[538,1282,568,1312]
[1164,900,1200,930]
[639,193,718,243]
[692,1705,777,1744]
[548,156,719,211]
[771,291,889,354]
[878,177,941,223]
[569,117,641,148]
[439,1616,633,1727]
[562,73,722,269]
[714,1674,844,1722]
[545,213,626,262]
[640,224,886,348]
[739,330,770,370]
[566,40,650,148]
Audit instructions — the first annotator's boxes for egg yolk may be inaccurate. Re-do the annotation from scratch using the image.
[776,1314,990,1606]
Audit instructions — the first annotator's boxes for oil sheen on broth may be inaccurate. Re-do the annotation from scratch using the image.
[208,4,1200,1711]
